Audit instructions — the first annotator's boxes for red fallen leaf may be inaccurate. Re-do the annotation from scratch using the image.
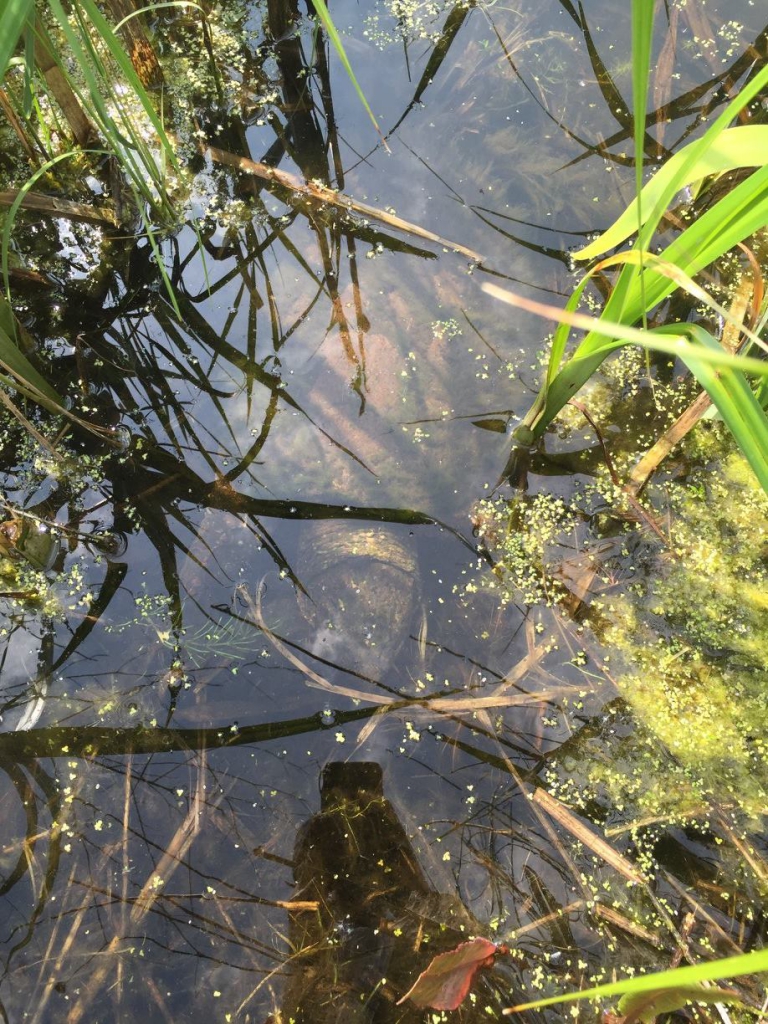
[397,937,506,1010]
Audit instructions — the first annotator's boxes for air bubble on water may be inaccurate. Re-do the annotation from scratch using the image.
[320,706,337,727]
[111,425,132,450]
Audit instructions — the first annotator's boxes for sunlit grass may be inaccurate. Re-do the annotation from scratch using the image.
[494,1,768,494]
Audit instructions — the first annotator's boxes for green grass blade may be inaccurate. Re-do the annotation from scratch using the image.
[559,165,768,382]
[632,59,768,254]
[631,0,653,212]
[506,948,768,1014]
[310,0,387,147]
[484,281,768,479]
[630,0,653,334]
[74,0,180,172]
[112,1,203,33]
[44,0,179,223]
[0,307,62,403]
[653,324,768,492]
[597,250,767,355]
[577,59,768,266]
[1,149,101,305]
[0,0,33,78]
[622,165,768,317]
[546,276,592,386]
[483,282,768,378]
[577,126,768,259]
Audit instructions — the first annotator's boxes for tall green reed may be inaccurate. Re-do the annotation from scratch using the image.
[493,1,768,494]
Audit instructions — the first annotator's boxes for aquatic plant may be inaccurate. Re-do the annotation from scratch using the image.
[0,0,179,222]
[488,1,768,494]
[599,449,768,820]
[506,948,768,1019]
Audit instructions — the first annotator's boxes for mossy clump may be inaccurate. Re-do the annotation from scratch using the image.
[468,492,579,607]
[600,449,768,821]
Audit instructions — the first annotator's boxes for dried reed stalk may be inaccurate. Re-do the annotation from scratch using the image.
[204,145,483,264]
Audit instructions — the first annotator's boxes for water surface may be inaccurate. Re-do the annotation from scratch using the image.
[1,1,767,1020]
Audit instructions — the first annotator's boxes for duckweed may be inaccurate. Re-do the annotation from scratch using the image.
[476,415,768,829]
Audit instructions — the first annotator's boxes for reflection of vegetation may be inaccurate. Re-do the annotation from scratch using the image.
[1,1,767,1020]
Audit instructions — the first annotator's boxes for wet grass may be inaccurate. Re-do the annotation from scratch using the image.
[489,2,768,494]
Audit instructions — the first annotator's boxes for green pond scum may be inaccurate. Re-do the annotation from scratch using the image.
[474,430,768,910]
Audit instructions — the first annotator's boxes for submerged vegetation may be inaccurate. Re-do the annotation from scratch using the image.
[0,0,767,1020]
[473,428,768,818]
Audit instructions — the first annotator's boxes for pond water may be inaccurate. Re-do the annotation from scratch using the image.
[1,1,767,1021]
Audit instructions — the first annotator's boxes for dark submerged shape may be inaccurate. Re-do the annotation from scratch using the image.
[283,762,489,1023]
[296,522,419,680]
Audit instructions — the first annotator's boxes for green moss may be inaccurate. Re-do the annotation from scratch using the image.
[597,451,768,820]
[468,492,579,607]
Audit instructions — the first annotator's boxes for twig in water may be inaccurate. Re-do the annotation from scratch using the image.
[238,581,398,706]
[204,146,483,264]
[531,788,646,886]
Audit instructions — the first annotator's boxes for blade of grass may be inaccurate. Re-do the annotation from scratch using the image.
[44,0,179,225]
[631,0,653,329]
[577,126,768,259]
[310,0,390,151]
[598,250,768,355]
[0,0,34,79]
[62,0,179,173]
[630,59,768,257]
[513,163,768,442]
[504,948,768,1014]
[482,283,768,379]
[653,323,768,492]
[485,281,768,492]
[0,324,62,404]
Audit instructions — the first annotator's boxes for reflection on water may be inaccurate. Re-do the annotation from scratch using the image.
[1,0,767,1019]
[284,761,509,1022]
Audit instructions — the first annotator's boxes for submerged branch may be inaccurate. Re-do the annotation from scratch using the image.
[204,145,483,264]
[0,189,120,227]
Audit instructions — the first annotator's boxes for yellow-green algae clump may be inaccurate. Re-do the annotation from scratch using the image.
[474,436,768,827]
[604,448,768,822]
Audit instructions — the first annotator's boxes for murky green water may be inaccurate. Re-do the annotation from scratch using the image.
[1,1,767,1021]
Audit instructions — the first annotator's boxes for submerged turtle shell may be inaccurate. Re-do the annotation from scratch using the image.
[296,521,419,679]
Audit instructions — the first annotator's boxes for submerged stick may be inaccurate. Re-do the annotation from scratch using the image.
[241,584,562,713]
[0,189,120,227]
[532,788,646,886]
[204,145,483,264]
